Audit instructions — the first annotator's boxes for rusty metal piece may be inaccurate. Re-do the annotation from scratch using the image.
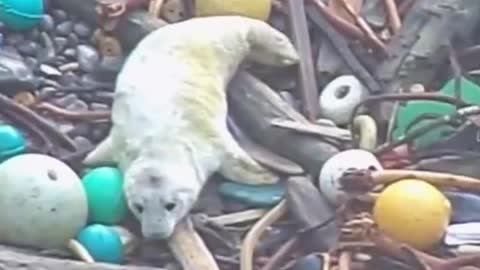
[161,0,187,22]
[338,252,352,270]
[13,91,36,107]
[383,0,402,34]
[285,0,319,121]
[168,218,220,270]
[328,0,363,24]
[98,35,123,56]
[308,0,365,41]
[370,230,480,270]
[338,0,388,54]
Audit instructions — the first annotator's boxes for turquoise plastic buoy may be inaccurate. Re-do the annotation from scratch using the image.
[77,224,124,264]
[218,181,285,207]
[81,167,128,225]
[0,124,26,163]
[0,0,44,31]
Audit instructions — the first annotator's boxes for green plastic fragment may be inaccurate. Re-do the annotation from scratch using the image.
[393,77,480,149]
[218,181,285,207]
[81,167,128,225]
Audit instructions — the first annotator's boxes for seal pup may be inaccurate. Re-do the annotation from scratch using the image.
[83,16,300,240]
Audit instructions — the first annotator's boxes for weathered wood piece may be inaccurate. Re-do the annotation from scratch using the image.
[228,72,340,175]
[0,245,164,270]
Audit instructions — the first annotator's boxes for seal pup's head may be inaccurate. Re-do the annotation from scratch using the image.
[123,154,202,240]
[244,18,300,67]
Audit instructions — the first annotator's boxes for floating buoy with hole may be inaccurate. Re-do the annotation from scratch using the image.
[318,149,382,205]
[373,179,451,250]
[319,75,368,126]
[0,154,87,249]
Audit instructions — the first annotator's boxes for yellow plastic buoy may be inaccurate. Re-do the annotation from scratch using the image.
[195,0,272,21]
[373,179,452,250]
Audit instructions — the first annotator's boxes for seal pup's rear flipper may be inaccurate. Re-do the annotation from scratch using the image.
[218,131,279,185]
[83,135,116,166]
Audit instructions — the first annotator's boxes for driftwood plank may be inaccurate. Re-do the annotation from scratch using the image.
[228,72,340,174]
[0,246,164,270]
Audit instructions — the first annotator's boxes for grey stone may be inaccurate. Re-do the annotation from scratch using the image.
[26,28,40,41]
[73,22,92,38]
[2,46,21,58]
[24,57,39,68]
[66,99,89,112]
[52,93,78,107]
[54,55,68,66]
[39,64,62,77]
[76,45,99,72]
[5,33,24,46]
[57,121,75,134]
[73,136,93,150]
[54,37,69,53]
[63,48,77,59]
[90,103,109,111]
[51,9,68,22]
[39,15,55,32]
[58,72,79,86]
[18,41,40,57]
[67,33,79,47]
[55,21,74,36]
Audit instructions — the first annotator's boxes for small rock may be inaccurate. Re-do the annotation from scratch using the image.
[58,121,75,134]
[18,41,40,57]
[73,22,92,38]
[40,15,55,32]
[2,46,21,58]
[90,103,109,111]
[73,136,93,150]
[67,33,80,47]
[90,124,110,142]
[54,37,69,53]
[52,94,78,108]
[58,62,80,73]
[26,28,40,41]
[76,45,99,72]
[38,86,57,97]
[67,124,90,138]
[56,21,74,37]
[5,34,24,46]
[58,72,79,87]
[63,48,77,59]
[51,9,68,23]
[291,254,324,270]
[39,64,62,77]
[66,99,89,111]
[54,55,68,66]
[39,77,61,88]
[24,57,39,68]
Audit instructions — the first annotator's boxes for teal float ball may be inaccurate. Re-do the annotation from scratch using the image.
[81,167,128,225]
[76,224,124,264]
[0,124,26,163]
[0,0,44,31]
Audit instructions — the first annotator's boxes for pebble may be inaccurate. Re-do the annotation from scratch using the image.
[40,15,55,32]
[90,103,109,111]
[67,33,80,47]
[54,37,69,53]
[73,136,93,150]
[58,72,79,87]
[52,94,79,108]
[39,64,62,77]
[24,57,39,68]
[26,29,40,41]
[54,55,68,66]
[66,99,89,112]
[18,41,40,57]
[59,62,80,73]
[77,45,99,72]
[56,21,74,37]
[63,48,77,59]
[51,9,69,23]
[73,22,92,38]
[5,34,24,46]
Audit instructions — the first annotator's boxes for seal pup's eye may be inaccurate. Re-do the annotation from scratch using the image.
[133,203,144,214]
[165,202,176,212]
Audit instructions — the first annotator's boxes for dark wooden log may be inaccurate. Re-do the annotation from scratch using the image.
[228,72,340,175]
[0,245,164,270]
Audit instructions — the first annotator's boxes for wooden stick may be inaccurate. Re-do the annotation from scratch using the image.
[383,0,402,34]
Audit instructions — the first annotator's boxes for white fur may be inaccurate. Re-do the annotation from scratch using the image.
[84,16,299,239]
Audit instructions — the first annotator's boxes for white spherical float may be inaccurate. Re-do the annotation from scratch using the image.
[319,149,383,205]
[0,154,88,249]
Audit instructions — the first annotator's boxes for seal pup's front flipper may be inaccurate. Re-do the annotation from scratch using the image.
[219,130,279,185]
[83,135,116,167]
